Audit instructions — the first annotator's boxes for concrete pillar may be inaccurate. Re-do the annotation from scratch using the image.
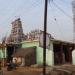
[20,58,25,66]
[60,44,65,64]
[66,45,72,63]
[72,49,75,65]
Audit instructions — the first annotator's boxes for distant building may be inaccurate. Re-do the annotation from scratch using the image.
[28,30,40,40]
[12,33,75,66]
[7,18,26,44]
[3,18,25,63]
[1,29,75,66]
[25,30,54,41]
[2,17,75,66]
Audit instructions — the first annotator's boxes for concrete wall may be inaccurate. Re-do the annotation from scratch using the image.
[21,40,54,66]
[0,48,7,59]
[72,49,75,65]
[0,49,3,59]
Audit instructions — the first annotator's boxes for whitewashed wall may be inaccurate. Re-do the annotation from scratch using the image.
[72,49,75,65]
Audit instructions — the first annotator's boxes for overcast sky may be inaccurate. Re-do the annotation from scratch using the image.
[0,0,73,42]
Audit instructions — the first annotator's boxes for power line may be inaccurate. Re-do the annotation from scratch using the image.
[48,3,65,39]
[51,1,73,20]
[47,17,65,39]
[58,0,71,4]
[54,18,65,39]
[0,0,41,25]
[0,1,26,25]
[48,0,53,3]
[48,2,72,40]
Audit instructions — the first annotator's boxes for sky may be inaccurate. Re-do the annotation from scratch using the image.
[0,0,74,42]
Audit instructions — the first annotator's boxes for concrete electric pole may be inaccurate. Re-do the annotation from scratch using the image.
[43,0,48,75]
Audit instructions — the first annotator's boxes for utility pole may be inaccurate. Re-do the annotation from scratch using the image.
[43,0,48,75]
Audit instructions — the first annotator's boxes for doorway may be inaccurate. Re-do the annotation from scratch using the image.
[6,45,14,63]
[53,44,72,65]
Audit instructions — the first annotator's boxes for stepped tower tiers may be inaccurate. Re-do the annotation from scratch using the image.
[9,18,25,44]
[72,0,75,43]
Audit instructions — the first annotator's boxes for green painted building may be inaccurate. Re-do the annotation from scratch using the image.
[0,44,6,60]
[0,44,7,66]
[20,39,75,66]
[0,39,74,66]
[0,49,4,59]
[21,40,54,66]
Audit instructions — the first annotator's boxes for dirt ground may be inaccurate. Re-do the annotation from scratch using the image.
[2,67,42,75]
[2,64,75,75]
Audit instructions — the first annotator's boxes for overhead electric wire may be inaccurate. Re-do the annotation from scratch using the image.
[1,0,72,40]
[25,0,41,14]
[48,3,65,39]
[0,1,26,25]
[0,0,41,39]
[58,0,71,4]
[48,17,65,39]
[51,1,73,20]
[0,0,41,25]
[48,1,71,40]
[54,18,65,39]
